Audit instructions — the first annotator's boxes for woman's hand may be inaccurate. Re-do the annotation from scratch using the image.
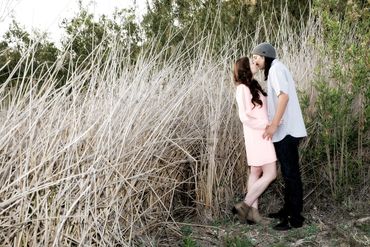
[263,124,278,140]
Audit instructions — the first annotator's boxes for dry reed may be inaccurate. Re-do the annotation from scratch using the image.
[0,8,347,246]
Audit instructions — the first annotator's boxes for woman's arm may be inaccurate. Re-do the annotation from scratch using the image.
[236,85,268,130]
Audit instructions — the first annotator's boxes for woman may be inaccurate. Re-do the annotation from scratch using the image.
[232,57,277,225]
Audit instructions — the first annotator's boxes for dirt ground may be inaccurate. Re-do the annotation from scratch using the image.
[173,200,370,247]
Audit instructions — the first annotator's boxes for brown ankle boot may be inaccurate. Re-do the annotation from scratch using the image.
[251,208,271,225]
[232,202,251,223]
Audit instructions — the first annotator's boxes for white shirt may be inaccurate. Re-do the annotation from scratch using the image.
[267,59,307,142]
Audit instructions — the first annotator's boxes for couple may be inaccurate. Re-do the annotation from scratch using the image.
[232,43,307,231]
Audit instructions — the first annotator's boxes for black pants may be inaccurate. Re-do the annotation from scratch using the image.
[274,135,304,225]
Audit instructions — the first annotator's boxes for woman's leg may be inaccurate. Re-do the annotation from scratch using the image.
[244,162,277,207]
[247,166,262,209]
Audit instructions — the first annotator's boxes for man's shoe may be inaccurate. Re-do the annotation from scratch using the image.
[290,220,303,228]
[273,220,291,231]
[246,219,256,225]
[289,215,304,228]
[267,209,287,219]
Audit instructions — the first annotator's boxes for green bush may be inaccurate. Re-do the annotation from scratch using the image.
[301,0,369,199]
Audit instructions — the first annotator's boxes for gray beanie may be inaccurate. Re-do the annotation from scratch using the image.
[252,42,276,58]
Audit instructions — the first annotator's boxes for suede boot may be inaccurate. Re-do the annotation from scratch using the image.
[251,208,271,225]
[232,201,251,223]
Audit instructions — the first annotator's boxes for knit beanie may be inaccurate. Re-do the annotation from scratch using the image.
[251,42,276,58]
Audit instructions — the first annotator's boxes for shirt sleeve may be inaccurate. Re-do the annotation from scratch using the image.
[235,85,268,130]
[269,66,289,96]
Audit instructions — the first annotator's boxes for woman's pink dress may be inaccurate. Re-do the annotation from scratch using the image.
[236,84,277,166]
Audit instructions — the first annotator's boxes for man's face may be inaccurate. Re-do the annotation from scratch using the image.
[252,55,265,70]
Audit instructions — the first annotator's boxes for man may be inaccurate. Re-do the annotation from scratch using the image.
[251,42,307,231]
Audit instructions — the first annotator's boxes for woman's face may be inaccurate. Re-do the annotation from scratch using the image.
[252,55,265,70]
[249,60,258,75]
[233,64,238,82]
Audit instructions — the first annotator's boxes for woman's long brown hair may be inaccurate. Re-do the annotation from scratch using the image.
[234,57,267,108]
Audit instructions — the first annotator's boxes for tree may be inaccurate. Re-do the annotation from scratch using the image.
[140,0,312,55]
[59,5,143,73]
[0,20,59,85]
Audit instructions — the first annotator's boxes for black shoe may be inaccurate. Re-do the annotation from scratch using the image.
[289,214,304,228]
[231,206,238,215]
[273,220,291,231]
[290,220,303,228]
[246,219,256,225]
[267,209,287,219]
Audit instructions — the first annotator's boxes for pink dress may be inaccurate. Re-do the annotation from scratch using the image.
[235,84,277,166]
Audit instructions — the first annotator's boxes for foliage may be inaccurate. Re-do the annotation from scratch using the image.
[225,235,254,247]
[61,6,142,64]
[301,0,369,199]
[141,0,312,55]
[0,20,59,85]
[0,0,323,86]
[0,4,142,86]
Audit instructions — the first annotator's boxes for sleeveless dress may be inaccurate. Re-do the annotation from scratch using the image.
[235,84,277,166]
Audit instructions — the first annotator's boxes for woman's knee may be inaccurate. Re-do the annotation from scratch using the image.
[250,166,263,177]
[263,162,277,181]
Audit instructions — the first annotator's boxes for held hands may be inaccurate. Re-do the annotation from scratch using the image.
[263,124,278,140]
[263,119,282,140]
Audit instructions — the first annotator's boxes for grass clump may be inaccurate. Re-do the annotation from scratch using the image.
[225,235,255,247]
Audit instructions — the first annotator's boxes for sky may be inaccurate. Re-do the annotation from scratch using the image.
[0,0,148,46]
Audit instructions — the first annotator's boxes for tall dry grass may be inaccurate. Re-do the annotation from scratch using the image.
[0,9,345,246]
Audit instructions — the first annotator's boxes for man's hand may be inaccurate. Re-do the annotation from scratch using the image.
[263,124,278,140]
